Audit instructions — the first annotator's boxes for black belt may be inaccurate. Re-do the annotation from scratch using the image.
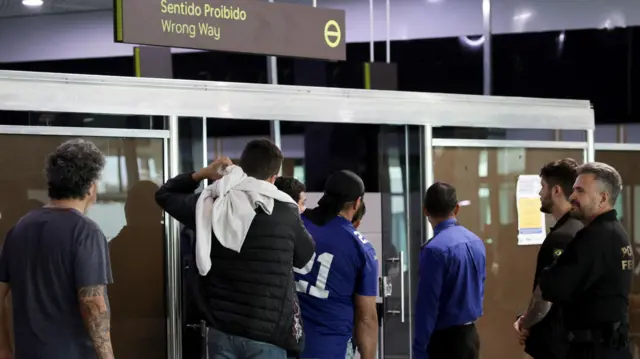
[433,321,475,334]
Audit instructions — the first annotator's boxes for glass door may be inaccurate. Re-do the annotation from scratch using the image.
[379,125,425,359]
[0,133,167,359]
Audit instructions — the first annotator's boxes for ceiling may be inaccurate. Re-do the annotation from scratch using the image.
[0,0,310,18]
[0,0,112,18]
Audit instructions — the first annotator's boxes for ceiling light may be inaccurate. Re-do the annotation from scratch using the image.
[22,0,43,7]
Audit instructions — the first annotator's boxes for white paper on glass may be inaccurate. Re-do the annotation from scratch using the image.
[516,175,547,246]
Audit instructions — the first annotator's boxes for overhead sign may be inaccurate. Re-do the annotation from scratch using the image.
[114,0,347,61]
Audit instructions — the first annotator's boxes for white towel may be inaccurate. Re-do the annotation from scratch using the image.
[194,165,297,276]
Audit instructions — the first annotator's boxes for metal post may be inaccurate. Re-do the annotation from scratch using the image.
[168,115,182,359]
[586,129,595,162]
[270,120,282,175]
[404,125,413,359]
[369,0,374,62]
[617,124,626,143]
[385,0,390,63]
[202,117,209,187]
[482,0,492,95]
[267,0,282,163]
[424,124,434,239]
[266,53,281,152]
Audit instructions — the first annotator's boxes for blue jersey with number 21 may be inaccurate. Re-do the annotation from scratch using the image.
[295,215,378,359]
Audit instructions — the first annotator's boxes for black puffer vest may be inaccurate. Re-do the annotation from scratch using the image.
[191,201,304,353]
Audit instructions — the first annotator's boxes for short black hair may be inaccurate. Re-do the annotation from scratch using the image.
[45,139,106,200]
[275,176,306,203]
[539,158,579,200]
[352,201,366,224]
[424,181,458,217]
[239,138,283,180]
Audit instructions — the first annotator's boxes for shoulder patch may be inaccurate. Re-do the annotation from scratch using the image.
[553,248,563,258]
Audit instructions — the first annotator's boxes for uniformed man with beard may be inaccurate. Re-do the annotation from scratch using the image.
[539,162,633,359]
[514,158,583,359]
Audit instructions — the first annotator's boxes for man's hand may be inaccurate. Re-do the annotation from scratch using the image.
[513,316,529,345]
[193,157,232,182]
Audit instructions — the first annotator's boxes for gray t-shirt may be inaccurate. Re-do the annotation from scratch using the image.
[0,207,113,359]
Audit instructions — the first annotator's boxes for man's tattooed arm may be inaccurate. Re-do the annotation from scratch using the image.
[521,285,553,329]
[78,285,114,359]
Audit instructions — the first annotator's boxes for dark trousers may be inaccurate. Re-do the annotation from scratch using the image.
[427,323,480,359]
[566,343,632,359]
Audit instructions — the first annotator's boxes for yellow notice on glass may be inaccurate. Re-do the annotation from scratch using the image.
[516,175,546,246]
[518,198,543,229]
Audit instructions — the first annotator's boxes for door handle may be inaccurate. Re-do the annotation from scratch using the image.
[386,309,401,315]
[385,251,405,323]
[399,251,405,323]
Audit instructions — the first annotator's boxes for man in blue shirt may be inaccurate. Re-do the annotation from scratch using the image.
[414,181,486,359]
[295,170,379,359]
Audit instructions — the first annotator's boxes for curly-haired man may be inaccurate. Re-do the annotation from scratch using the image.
[0,139,113,359]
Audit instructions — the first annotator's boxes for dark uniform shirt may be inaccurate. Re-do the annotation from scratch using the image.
[539,209,633,331]
[525,213,583,359]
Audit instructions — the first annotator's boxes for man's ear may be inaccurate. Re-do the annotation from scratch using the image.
[353,220,361,229]
[354,196,363,210]
[423,208,428,217]
[453,203,460,216]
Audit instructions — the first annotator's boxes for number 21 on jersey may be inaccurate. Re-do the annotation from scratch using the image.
[294,252,334,299]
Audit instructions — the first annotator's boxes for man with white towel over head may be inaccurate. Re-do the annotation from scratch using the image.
[155,138,315,359]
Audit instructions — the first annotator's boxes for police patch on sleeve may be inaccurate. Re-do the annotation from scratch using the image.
[553,248,563,258]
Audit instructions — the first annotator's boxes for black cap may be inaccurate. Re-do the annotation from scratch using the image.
[304,170,365,226]
[324,170,365,202]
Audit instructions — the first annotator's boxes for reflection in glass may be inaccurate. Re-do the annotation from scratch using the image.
[478,186,491,227]
[497,148,526,176]
[0,134,166,359]
[499,182,516,225]
[478,150,488,177]
[434,147,583,359]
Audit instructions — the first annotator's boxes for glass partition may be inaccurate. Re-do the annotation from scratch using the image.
[0,133,166,359]
[276,121,425,359]
[433,146,584,359]
[595,150,640,358]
